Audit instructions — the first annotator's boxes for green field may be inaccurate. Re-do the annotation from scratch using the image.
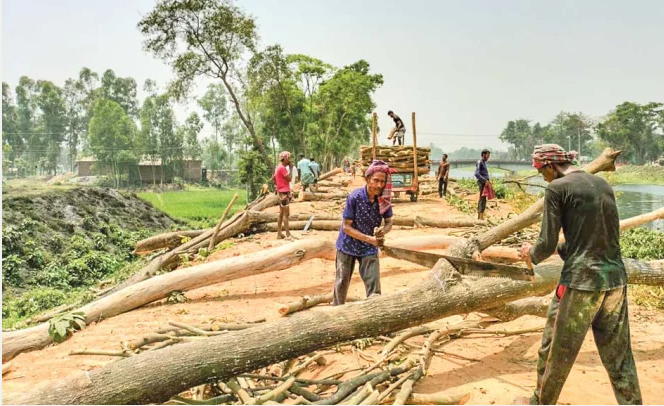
[137,188,248,227]
[601,165,664,186]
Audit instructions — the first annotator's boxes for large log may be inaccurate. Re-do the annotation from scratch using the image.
[134,229,206,254]
[263,221,342,232]
[1,239,335,362]
[318,168,343,181]
[7,258,662,405]
[415,216,486,228]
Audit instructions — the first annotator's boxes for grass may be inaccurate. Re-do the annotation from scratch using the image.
[137,187,248,228]
[601,165,664,186]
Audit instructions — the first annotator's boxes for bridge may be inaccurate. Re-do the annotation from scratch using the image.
[431,159,534,174]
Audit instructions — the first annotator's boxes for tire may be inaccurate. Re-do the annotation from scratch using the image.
[410,193,418,202]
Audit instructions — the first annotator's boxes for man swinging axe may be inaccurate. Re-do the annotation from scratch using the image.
[517,144,642,405]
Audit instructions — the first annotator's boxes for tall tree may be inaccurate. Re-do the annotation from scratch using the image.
[181,112,203,160]
[99,69,139,118]
[138,0,274,174]
[597,102,663,164]
[545,112,594,156]
[313,60,383,169]
[197,83,228,145]
[2,82,20,165]
[34,80,67,174]
[88,99,137,187]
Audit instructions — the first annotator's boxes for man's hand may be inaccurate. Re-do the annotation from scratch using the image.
[367,236,383,247]
[519,243,533,269]
[374,226,385,239]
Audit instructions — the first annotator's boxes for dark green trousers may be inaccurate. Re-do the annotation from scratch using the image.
[531,285,642,405]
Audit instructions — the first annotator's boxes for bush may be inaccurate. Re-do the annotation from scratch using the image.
[64,251,121,287]
[2,225,22,255]
[35,261,72,289]
[2,255,25,287]
[620,228,664,261]
[6,288,68,318]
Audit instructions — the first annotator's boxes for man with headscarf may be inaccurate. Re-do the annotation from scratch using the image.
[516,144,641,405]
[274,151,294,239]
[332,160,395,305]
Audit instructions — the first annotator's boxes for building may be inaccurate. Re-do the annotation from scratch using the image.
[75,157,203,183]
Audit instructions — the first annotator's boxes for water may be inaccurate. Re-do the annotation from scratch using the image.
[613,184,664,231]
[430,166,664,231]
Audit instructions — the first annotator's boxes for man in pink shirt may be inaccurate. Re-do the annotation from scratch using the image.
[274,151,294,239]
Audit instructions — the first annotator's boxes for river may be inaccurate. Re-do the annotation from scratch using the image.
[434,168,664,231]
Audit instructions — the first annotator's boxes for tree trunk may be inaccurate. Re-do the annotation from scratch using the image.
[318,168,343,181]
[261,221,342,232]
[414,216,486,228]
[6,258,661,404]
[1,239,335,363]
[134,230,207,254]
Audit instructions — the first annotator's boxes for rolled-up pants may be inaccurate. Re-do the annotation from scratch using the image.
[332,251,380,305]
[530,285,642,405]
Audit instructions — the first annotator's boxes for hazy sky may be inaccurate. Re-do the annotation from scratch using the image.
[3,0,663,152]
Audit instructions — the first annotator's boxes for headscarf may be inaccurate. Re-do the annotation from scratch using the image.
[279,151,291,162]
[532,144,579,169]
[365,160,396,215]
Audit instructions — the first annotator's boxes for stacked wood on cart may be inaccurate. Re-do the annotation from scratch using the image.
[359,146,431,175]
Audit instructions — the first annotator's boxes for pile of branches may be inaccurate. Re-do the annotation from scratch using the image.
[70,317,536,405]
[359,146,431,174]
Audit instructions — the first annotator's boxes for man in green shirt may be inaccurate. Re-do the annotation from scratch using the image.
[518,144,641,405]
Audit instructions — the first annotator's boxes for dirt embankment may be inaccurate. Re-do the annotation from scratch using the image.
[2,188,177,322]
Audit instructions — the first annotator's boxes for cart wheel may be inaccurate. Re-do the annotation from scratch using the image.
[410,193,418,202]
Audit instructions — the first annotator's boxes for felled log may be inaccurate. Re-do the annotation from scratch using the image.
[134,230,206,254]
[263,221,341,232]
[407,391,471,405]
[9,258,661,404]
[415,216,486,228]
[299,191,348,201]
[317,180,350,188]
[318,168,343,182]
[619,206,664,231]
[1,239,335,362]
[2,362,12,376]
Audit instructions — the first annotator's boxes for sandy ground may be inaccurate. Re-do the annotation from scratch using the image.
[3,175,663,405]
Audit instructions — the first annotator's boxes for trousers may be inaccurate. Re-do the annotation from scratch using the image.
[332,251,380,305]
[530,285,642,405]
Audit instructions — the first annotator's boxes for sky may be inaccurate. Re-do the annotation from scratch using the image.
[3,0,664,153]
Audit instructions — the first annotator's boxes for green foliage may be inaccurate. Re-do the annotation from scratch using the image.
[2,225,22,254]
[620,228,664,261]
[238,149,270,200]
[620,228,664,310]
[2,255,25,286]
[499,113,594,160]
[34,262,72,289]
[63,251,121,287]
[48,312,86,343]
[7,288,68,319]
[601,165,664,186]
[597,102,663,164]
[446,194,474,214]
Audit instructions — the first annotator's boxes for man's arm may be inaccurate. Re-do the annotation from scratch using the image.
[436,164,443,179]
[342,219,379,246]
[443,162,450,180]
[529,188,563,265]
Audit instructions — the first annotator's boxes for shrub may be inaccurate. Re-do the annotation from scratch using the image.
[2,255,25,287]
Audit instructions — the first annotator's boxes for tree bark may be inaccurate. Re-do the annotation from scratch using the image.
[318,168,343,181]
[6,258,662,404]
[134,230,206,254]
[415,216,486,228]
[1,239,335,363]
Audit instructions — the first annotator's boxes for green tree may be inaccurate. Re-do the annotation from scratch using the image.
[545,112,594,156]
[2,82,20,165]
[99,69,139,118]
[34,81,67,174]
[138,0,274,174]
[597,102,663,164]
[182,112,203,160]
[313,60,384,169]
[88,99,137,187]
